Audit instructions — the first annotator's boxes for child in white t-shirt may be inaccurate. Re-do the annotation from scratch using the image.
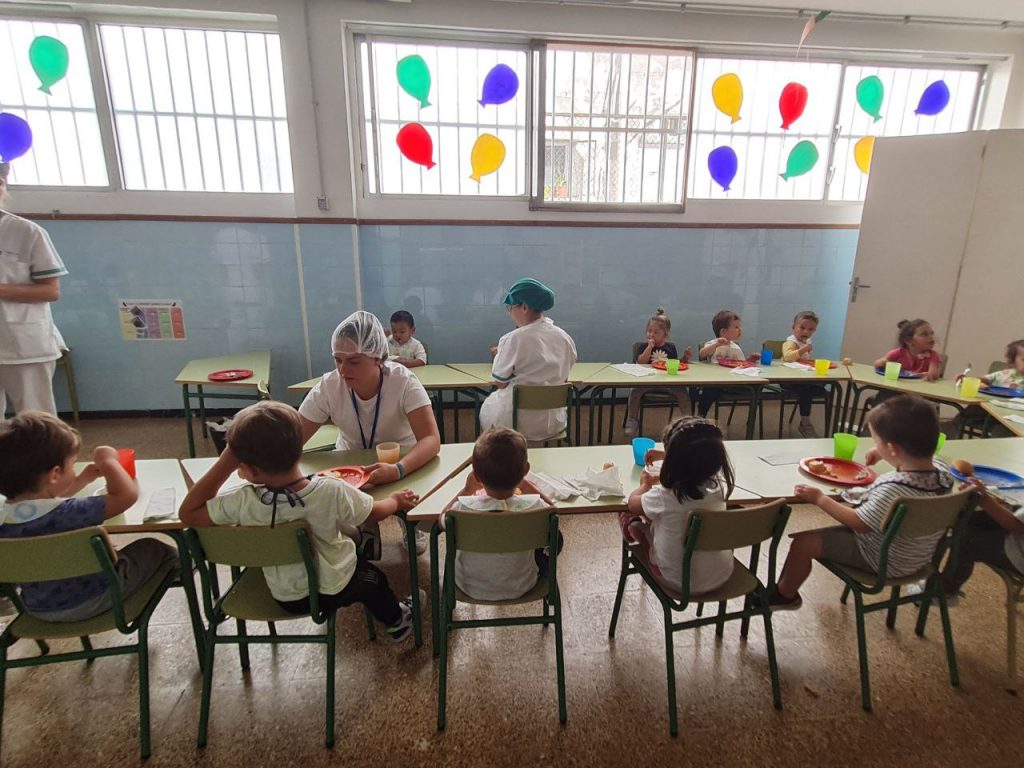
[619,416,736,595]
[387,310,427,368]
[179,401,422,642]
[697,309,758,417]
[442,427,559,601]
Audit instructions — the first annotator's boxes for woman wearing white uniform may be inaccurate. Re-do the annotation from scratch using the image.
[298,311,441,552]
[0,162,67,416]
[479,278,577,442]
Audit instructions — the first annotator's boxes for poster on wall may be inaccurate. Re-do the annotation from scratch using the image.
[119,299,186,341]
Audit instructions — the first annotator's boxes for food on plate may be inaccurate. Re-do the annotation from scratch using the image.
[602,460,616,470]
[951,459,974,477]
[841,357,853,366]
[807,459,829,474]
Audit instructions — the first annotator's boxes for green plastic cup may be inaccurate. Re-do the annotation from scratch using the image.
[884,361,902,380]
[935,432,946,455]
[833,432,858,460]
[665,358,680,375]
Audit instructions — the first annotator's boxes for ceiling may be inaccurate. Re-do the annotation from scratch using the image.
[635,0,1024,24]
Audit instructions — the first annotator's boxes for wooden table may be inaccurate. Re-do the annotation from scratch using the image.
[175,350,271,457]
[843,363,987,437]
[982,401,1024,437]
[446,362,609,384]
[181,444,475,648]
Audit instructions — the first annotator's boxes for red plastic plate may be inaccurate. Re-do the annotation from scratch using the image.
[717,359,755,369]
[317,465,370,489]
[651,360,689,371]
[799,456,877,487]
[207,368,254,382]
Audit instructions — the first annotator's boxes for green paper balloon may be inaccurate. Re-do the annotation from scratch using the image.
[780,140,819,180]
[856,75,884,122]
[396,54,431,108]
[29,35,69,95]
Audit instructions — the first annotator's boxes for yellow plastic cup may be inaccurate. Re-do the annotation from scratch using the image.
[884,361,902,380]
[833,432,857,460]
[814,359,830,376]
[375,441,401,464]
[665,358,680,375]
[961,376,981,399]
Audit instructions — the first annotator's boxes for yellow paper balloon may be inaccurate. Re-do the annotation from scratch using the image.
[469,133,506,182]
[854,135,875,174]
[712,73,743,123]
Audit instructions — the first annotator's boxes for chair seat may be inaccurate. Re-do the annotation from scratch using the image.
[221,568,313,622]
[8,560,176,640]
[633,548,758,603]
[825,560,933,588]
[455,578,549,606]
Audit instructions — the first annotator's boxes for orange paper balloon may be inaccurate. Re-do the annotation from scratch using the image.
[854,136,875,174]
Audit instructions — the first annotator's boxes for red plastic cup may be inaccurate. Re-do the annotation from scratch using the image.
[117,448,137,479]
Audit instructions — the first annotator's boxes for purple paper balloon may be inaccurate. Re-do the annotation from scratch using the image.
[708,146,738,191]
[0,113,32,163]
[915,80,950,116]
[479,64,519,107]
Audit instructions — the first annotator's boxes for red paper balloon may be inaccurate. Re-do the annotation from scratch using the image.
[396,123,435,169]
[779,82,808,130]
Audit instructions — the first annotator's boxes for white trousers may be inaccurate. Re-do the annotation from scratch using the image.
[0,360,58,416]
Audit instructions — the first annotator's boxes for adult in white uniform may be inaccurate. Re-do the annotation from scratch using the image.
[479,278,577,442]
[0,162,67,416]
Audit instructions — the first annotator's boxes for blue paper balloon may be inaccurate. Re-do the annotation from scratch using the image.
[479,64,519,107]
[915,80,951,116]
[708,146,738,191]
[0,113,32,163]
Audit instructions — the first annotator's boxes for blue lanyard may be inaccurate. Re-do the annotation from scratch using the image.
[349,370,383,449]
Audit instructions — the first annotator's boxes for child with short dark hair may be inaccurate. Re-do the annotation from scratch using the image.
[0,411,178,622]
[697,309,757,417]
[874,319,942,381]
[619,416,737,594]
[770,395,953,610]
[179,400,422,642]
[624,307,694,438]
[388,309,427,368]
[782,309,821,438]
[442,427,558,601]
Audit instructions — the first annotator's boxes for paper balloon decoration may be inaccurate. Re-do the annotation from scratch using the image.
[479,64,519,107]
[29,36,69,95]
[779,82,808,130]
[780,140,818,180]
[396,123,435,169]
[712,73,743,123]
[853,136,875,174]
[396,55,431,108]
[856,75,884,122]
[0,114,33,163]
[707,146,738,191]
[915,80,950,116]
[469,134,505,181]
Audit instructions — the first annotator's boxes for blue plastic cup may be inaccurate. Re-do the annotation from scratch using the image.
[632,437,655,467]
[760,348,774,366]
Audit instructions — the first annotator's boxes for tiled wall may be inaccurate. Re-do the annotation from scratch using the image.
[40,220,857,413]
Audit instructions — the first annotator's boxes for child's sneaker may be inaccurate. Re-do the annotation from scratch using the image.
[906,581,963,607]
[798,421,818,438]
[400,527,430,556]
[624,418,639,438]
[766,587,803,611]
[386,589,426,643]
[0,596,15,617]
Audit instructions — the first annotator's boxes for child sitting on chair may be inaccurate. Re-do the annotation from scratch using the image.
[388,310,427,368]
[0,411,178,621]
[619,416,737,594]
[442,427,559,601]
[179,401,422,642]
[770,394,953,610]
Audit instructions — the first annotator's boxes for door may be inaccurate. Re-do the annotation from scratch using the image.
[840,132,986,365]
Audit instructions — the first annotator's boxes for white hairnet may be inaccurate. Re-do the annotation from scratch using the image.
[331,310,389,360]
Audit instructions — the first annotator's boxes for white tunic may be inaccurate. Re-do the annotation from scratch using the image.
[479,317,577,441]
[298,361,432,450]
[0,212,67,365]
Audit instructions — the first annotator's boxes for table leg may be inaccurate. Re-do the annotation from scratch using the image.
[183,385,196,458]
[198,384,208,438]
[402,516,423,648]
[745,385,762,440]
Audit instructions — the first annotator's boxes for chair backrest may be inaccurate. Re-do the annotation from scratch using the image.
[257,380,271,399]
[0,526,116,582]
[989,360,1008,373]
[513,384,572,412]
[762,339,785,357]
[446,507,554,553]
[880,487,975,538]
[631,341,646,363]
[685,498,789,552]
[190,521,311,567]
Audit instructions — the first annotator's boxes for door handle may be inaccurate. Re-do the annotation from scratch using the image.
[850,276,872,303]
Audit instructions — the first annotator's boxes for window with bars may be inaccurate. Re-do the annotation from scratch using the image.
[536,44,694,208]
[99,23,292,193]
[357,36,529,196]
[0,18,108,187]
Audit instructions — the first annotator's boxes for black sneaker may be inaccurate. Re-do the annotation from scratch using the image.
[766,587,803,611]
[385,589,425,644]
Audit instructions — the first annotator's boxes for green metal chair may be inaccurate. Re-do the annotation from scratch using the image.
[185,522,376,749]
[823,488,976,711]
[627,340,694,435]
[608,499,791,736]
[986,565,1024,693]
[512,384,573,445]
[0,527,177,760]
[430,507,565,730]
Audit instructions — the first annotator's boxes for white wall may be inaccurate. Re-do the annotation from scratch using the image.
[10,0,1024,223]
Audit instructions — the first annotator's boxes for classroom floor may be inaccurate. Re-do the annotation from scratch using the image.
[3,408,1024,766]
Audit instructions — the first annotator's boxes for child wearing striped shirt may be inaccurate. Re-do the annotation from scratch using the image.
[769,394,953,610]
